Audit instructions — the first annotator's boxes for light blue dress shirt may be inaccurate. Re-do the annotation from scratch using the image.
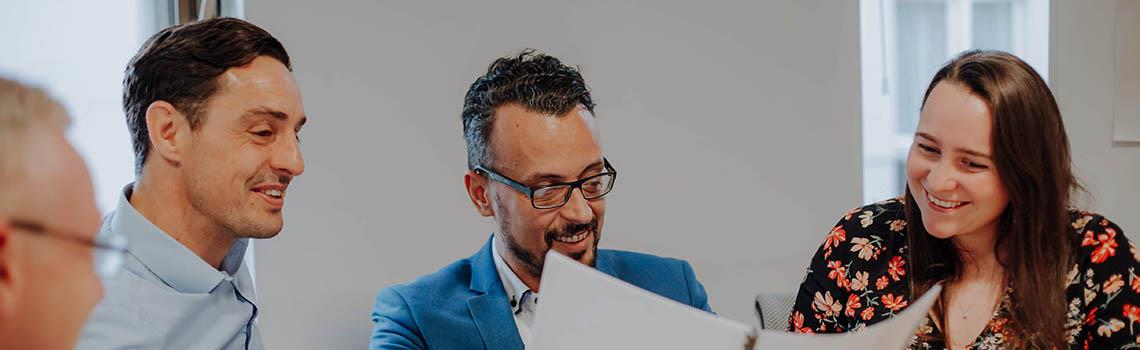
[78,185,263,349]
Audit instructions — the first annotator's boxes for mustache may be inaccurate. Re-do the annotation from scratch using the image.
[544,220,598,244]
[249,174,293,188]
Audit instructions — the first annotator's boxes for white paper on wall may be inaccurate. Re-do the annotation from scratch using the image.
[1115,0,1140,142]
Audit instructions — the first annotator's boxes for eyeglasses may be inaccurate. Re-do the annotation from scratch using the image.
[474,158,618,209]
[10,219,128,280]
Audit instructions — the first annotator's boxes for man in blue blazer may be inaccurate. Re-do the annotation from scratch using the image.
[369,50,712,350]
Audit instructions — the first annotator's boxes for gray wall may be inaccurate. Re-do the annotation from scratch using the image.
[246,1,861,348]
[246,1,1140,349]
[1050,0,1140,234]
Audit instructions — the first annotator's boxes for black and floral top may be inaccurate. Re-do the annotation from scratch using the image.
[788,197,1140,349]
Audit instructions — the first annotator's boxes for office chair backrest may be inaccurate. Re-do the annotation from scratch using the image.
[754,291,797,330]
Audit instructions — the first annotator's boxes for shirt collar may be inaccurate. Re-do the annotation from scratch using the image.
[109,183,248,293]
[492,234,533,314]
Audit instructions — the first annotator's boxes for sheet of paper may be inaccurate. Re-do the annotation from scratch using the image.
[530,250,942,350]
[529,251,755,350]
[1115,0,1140,142]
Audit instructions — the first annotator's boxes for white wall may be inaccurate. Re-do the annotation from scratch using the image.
[1050,0,1140,234]
[246,1,861,348]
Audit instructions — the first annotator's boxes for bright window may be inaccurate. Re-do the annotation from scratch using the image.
[0,1,168,212]
[860,0,1050,204]
[2,0,255,278]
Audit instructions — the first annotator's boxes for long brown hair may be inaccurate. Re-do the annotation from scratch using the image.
[905,50,1079,348]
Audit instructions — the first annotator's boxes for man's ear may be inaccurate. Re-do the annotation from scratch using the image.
[144,101,189,166]
[464,171,495,217]
[0,218,16,314]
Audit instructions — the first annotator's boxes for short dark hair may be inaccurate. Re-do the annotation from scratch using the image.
[123,17,291,175]
[461,49,595,170]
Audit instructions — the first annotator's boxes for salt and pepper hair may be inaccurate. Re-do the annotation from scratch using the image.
[461,49,595,170]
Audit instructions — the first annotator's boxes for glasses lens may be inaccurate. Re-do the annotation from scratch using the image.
[532,185,571,208]
[94,233,127,281]
[580,173,615,199]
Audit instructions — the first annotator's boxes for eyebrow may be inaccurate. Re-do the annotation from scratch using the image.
[522,159,606,184]
[915,132,992,159]
[241,107,307,127]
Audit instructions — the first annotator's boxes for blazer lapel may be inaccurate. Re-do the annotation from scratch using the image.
[467,236,524,350]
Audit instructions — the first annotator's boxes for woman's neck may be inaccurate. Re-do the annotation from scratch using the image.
[950,227,1004,280]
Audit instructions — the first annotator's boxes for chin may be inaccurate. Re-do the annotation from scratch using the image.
[921,220,959,240]
[234,216,284,239]
[241,230,282,240]
[248,224,284,239]
[582,250,597,268]
[583,235,600,267]
[575,245,600,267]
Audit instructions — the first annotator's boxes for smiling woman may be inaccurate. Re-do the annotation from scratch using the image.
[790,50,1140,350]
[860,0,1050,205]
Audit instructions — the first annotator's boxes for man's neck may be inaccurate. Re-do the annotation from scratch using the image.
[130,171,235,269]
[494,238,542,292]
[512,261,541,293]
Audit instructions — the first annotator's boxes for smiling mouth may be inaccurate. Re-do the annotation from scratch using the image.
[251,185,287,208]
[553,230,590,244]
[926,191,966,209]
[257,188,283,199]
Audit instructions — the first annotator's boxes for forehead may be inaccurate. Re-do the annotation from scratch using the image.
[488,104,602,174]
[919,81,993,149]
[208,56,304,123]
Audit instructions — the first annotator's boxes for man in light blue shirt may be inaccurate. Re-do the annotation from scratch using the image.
[81,186,262,349]
[78,17,306,349]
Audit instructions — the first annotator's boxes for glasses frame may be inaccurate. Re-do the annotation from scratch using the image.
[9,219,122,252]
[9,218,128,279]
[474,158,618,209]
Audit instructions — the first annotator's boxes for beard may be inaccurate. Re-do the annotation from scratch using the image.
[501,218,601,278]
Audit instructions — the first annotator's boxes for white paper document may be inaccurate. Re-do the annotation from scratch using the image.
[530,251,941,350]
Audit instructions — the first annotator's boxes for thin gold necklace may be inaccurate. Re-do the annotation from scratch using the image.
[954,278,1001,320]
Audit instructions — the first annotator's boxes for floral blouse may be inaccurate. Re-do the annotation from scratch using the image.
[788,197,1140,349]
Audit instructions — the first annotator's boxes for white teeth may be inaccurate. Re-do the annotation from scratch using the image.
[926,192,962,209]
[555,231,589,243]
[263,189,283,198]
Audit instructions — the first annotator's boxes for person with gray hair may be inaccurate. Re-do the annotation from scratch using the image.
[0,77,126,350]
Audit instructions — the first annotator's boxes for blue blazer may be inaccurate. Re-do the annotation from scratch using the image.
[370,236,712,350]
